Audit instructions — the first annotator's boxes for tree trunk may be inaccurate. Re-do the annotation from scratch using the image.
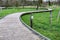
[36,0,42,10]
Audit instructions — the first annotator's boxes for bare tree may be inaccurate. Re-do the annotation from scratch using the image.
[48,0,51,6]
[21,0,26,8]
[5,0,9,8]
[0,0,3,6]
[38,0,42,6]
[15,1,19,7]
[36,0,42,10]
[58,0,60,5]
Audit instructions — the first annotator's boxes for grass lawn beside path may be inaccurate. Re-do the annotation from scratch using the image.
[21,7,60,40]
[0,8,36,19]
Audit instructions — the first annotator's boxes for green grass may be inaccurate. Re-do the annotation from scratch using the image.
[0,8,36,19]
[0,7,48,19]
[21,7,60,40]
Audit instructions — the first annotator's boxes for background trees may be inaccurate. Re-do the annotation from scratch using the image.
[36,0,42,10]
[58,0,60,5]
[0,0,3,6]
[48,0,52,6]
[38,0,42,6]
[5,0,9,8]
[0,0,59,7]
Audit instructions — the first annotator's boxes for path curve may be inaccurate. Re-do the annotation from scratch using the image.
[0,12,42,40]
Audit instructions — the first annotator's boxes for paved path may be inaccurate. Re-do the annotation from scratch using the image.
[0,12,41,40]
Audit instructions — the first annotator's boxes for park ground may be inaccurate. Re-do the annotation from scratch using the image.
[0,6,60,40]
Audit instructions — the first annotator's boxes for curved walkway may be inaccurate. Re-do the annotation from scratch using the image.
[0,12,42,40]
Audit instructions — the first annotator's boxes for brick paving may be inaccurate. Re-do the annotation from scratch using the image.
[0,12,41,40]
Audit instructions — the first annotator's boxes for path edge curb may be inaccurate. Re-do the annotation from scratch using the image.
[19,13,51,40]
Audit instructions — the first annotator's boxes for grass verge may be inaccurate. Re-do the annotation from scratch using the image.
[21,7,60,40]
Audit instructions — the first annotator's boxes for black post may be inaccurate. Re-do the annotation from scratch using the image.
[30,13,33,28]
[50,11,52,26]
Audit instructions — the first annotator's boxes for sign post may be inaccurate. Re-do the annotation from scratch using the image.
[30,13,33,28]
[57,11,60,24]
[48,8,52,26]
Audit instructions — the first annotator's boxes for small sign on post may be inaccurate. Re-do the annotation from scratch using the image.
[50,11,52,26]
[30,13,33,28]
[48,8,52,26]
[31,16,34,19]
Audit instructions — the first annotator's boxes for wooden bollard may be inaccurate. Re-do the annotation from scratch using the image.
[57,11,60,24]
[48,9,52,27]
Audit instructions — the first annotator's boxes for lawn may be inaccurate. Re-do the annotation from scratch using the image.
[0,8,36,19]
[21,7,60,40]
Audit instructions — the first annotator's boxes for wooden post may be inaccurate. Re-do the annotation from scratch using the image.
[30,13,33,28]
[0,7,2,19]
[0,7,2,11]
[57,11,60,24]
[50,11,52,26]
[0,7,5,19]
